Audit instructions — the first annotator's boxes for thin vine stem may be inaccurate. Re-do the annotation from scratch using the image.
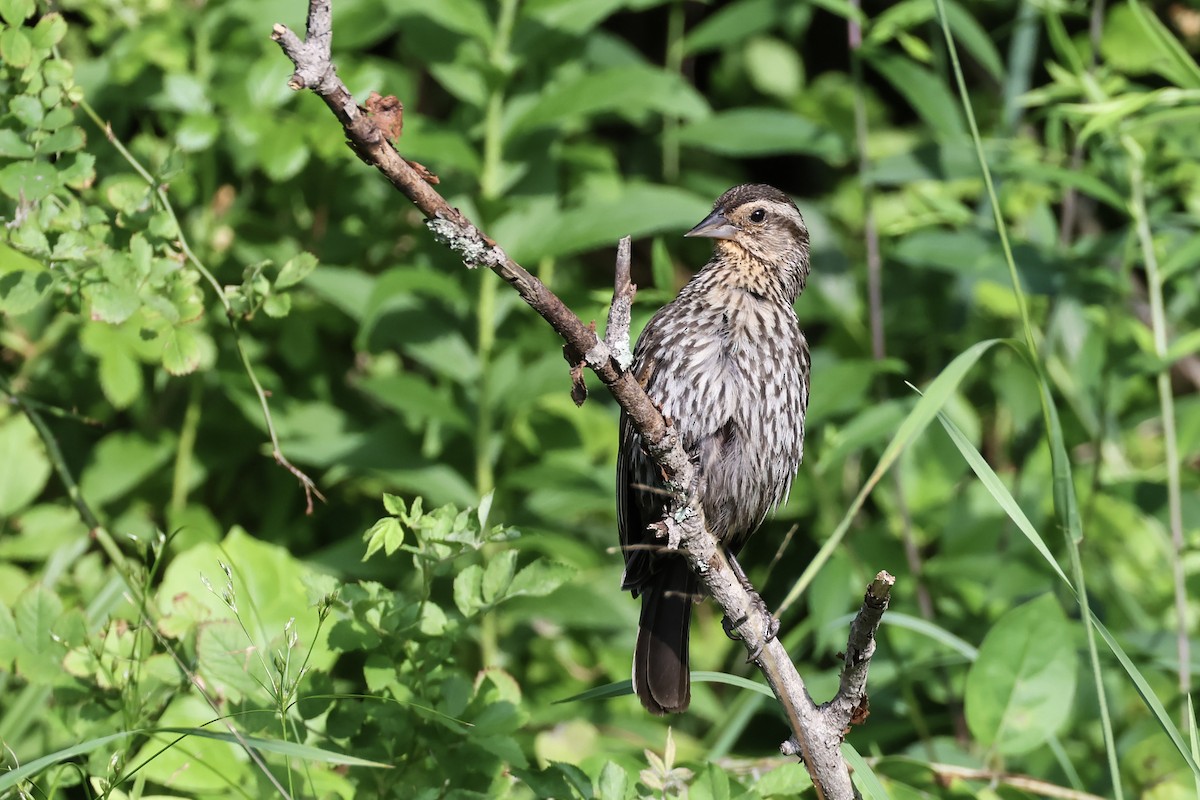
[77,97,324,513]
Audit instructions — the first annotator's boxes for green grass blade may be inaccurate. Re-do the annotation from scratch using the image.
[1125,0,1200,89]
[879,611,979,661]
[0,728,390,792]
[932,407,1072,587]
[778,338,1007,615]
[555,680,635,704]
[558,671,776,706]
[1190,695,1200,798]
[842,743,890,800]
[933,0,1126,791]
[1091,620,1200,778]
[152,728,393,766]
[0,732,134,793]
[690,671,775,698]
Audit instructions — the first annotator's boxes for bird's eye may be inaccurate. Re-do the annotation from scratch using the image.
[749,208,766,223]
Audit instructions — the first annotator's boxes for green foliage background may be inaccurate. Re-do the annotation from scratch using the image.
[1,0,1198,797]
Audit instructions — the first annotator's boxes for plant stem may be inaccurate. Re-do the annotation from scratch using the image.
[1126,138,1189,712]
[475,0,521,668]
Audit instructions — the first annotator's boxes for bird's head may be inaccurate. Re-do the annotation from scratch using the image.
[685,183,810,300]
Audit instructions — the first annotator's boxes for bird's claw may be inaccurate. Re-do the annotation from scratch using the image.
[722,612,748,641]
[745,613,780,663]
[722,600,779,662]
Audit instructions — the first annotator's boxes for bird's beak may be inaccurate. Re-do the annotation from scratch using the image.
[684,209,739,240]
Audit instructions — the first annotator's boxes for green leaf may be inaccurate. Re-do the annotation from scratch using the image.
[13,584,63,677]
[753,763,812,796]
[690,763,731,800]
[87,281,141,324]
[744,37,803,99]
[161,326,201,375]
[59,152,95,188]
[392,0,492,43]
[0,415,52,517]
[865,51,965,137]
[1110,1,1200,88]
[261,292,292,318]
[176,113,220,152]
[40,124,84,153]
[195,620,266,702]
[481,549,518,604]
[41,58,72,85]
[352,376,465,438]
[161,72,211,113]
[595,761,631,800]
[683,0,780,54]
[98,349,143,410]
[0,266,53,314]
[0,129,35,158]
[0,0,33,24]
[27,12,67,49]
[362,517,404,561]
[507,560,573,598]
[941,0,1004,81]
[526,0,627,35]
[40,106,74,132]
[258,133,309,181]
[965,594,1078,755]
[382,493,406,516]
[511,65,709,134]
[807,0,866,24]
[103,174,152,214]
[507,184,709,263]
[866,0,1002,81]
[79,431,175,508]
[158,529,335,673]
[676,109,848,162]
[1015,162,1127,211]
[0,161,59,202]
[689,670,775,697]
[453,564,483,617]
[0,26,33,68]
[275,252,318,289]
[8,95,43,128]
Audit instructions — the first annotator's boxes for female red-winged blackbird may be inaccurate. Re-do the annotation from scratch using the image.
[617,183,811,715]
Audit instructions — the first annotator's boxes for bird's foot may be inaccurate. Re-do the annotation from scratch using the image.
[721,612,747,641]
[743,594,780,662]
[725,551,779,662]
[720,596,779,662]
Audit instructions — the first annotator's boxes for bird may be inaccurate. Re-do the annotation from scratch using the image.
[617,183,811,715]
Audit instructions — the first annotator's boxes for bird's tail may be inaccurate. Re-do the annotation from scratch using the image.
[634,558,697,715]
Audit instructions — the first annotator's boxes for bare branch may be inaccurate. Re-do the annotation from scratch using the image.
[605,236,636,370]
[273,8,893,798]
[824,571,895,734]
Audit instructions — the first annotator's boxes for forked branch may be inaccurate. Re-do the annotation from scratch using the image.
[273,5,892,797]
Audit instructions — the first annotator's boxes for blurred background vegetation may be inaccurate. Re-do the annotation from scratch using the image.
[1,0,1198,797]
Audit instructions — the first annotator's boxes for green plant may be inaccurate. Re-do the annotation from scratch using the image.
[2,0,1198,797]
